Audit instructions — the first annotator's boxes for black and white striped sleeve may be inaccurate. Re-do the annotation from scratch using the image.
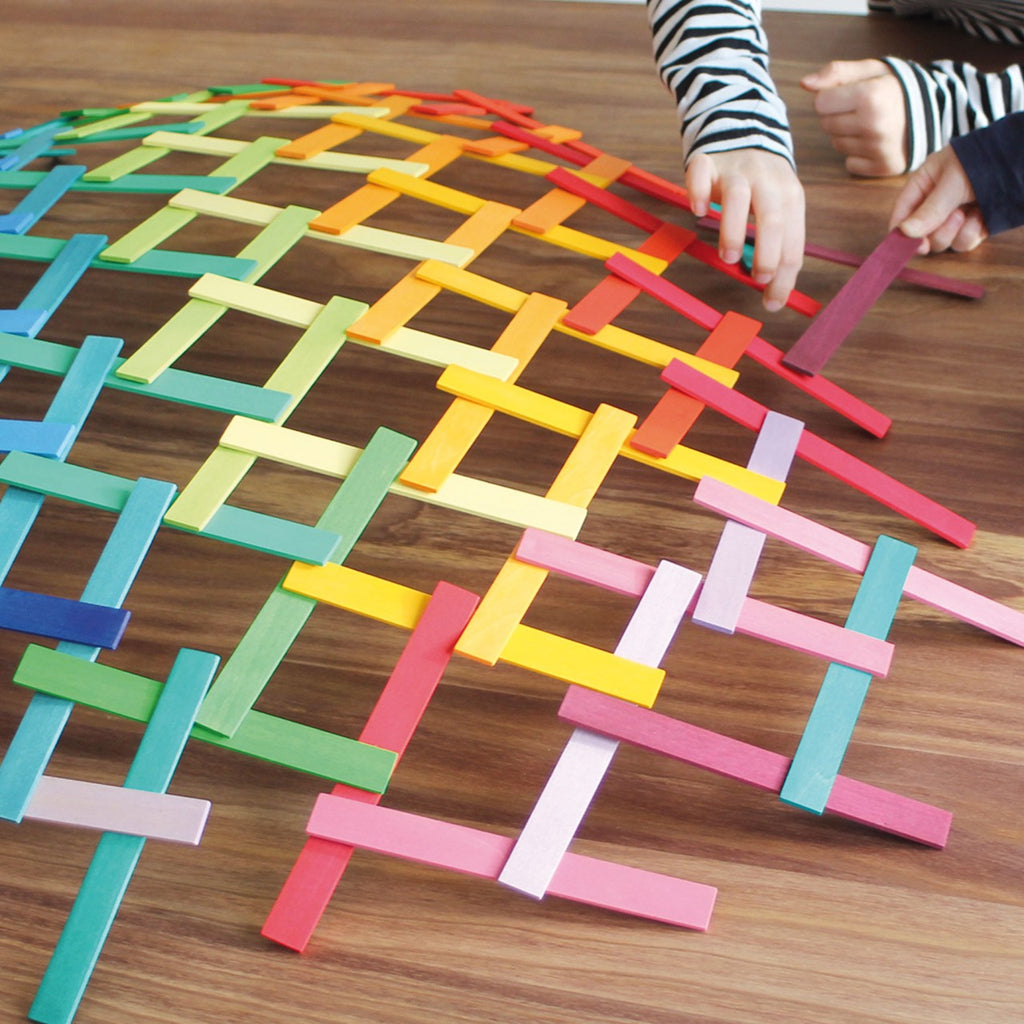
[869,0,1024,45]
[646,0,795,168]
[880,58,1024,171]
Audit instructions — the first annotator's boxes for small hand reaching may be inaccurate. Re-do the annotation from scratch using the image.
[801,59,908,177]
[889,146,987,254]
[686,148,805,312]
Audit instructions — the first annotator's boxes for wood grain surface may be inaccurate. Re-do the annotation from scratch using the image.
[0,3,1021,1023]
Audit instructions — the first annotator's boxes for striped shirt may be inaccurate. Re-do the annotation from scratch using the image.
[647,0,1024,171]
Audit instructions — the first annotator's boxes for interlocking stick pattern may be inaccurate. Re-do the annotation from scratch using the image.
[14,644,398,791]
[0,478,175,823]
[366,167,669,273]
[0,335,121,582]
[455,404,637,665]
[0,164,85,234]
[780,535,917,814]
[0,233,107,339]
[0,230,258,282]
[513,529,894,675]
[97,135,287,264]
[165,296,365,532]
[0,331,289,428]
[559,687,951,847]
[27,648,217,1024]
[310,136,464,235]
[692,412,803,634]
[606,252,893,438]
[497,560,701,899]
[0,587,130,648]
[562,223,694,336]
[282,562,664,706]
[512,153,631,234]
[347,201,518,345]
[143,129,431,177]
[416,258,739,382]
[662,360,976,548]
[217,416,587,538]
[195,426,416,737]
[261,581,480,952]
[188,274,508,376]
[693,476,1024,645]
[544,165,663,234]
[115,204,314,383]
[172,189,474,267]
[305,793,718,930]
[630,311,762,458]
[83,102,251,182]
[433,364,785,503]
[399,291,568,492]
[24,776,210,845]
[782,230,923,376]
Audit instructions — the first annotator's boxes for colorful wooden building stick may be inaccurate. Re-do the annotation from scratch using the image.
[27,648,218,1024]
[455,404,637,666]
[780,535,917,814]
[782,230,923,376]
[261,581,480,952]
[661,359,975,548]
[558,686,951,847]
[691,411,803,634]
[496,560,701,899]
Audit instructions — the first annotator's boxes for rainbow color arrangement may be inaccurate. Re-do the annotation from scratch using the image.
[0,79,1013,1024]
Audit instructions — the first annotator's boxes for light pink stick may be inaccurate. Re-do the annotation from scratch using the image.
[306,792,718,929]
[24,776,211,844]
[558,687,952,848]
[514,528,654,597]
[736,598,893,676]
[694,476,1024,646]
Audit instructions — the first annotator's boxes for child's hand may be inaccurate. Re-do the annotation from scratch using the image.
[801,59,907,177]
[889,146,988,254]
[686,149,805,312]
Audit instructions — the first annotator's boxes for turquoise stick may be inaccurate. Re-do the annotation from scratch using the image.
[0,234,108,338]
[0,336,122,581]
[27,648,217,1024]
[0,333,290,422]
[780,535,917,814]
[0,477,176,822]
[0,165,86,234]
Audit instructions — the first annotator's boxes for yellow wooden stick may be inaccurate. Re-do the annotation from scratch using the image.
[400,292,567,492]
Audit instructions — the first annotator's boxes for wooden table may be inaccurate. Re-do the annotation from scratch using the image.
[1,3,1021,1022]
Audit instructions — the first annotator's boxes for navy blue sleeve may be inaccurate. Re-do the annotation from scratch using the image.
[951,111,1024,235]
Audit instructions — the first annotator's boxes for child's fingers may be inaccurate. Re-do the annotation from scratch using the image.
[684,152,715,218]
[800,58,889,93]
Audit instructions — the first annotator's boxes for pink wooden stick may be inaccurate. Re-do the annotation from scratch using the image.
[305,792,718,929]
[781,230,923,375]
[606,253,892,438]
[261,581,481,952]
[558,687,952,848]
[662,360,975,548]
[515,527,892,673]
[693,477,1024,646]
